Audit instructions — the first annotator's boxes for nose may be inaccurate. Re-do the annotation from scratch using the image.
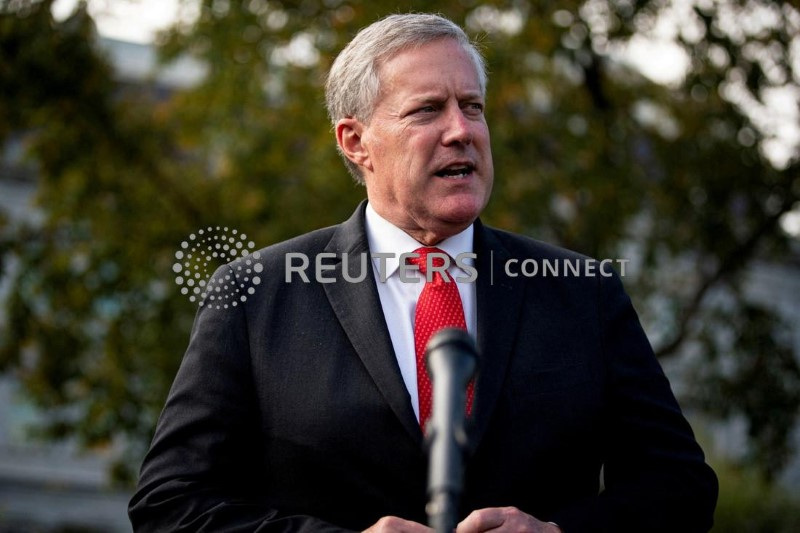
[441,106,473,146]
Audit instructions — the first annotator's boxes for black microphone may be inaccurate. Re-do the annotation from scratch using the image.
[425,327,478,533]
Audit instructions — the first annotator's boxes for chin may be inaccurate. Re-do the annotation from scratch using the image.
[436,205,482,227]
[440,195,487,222]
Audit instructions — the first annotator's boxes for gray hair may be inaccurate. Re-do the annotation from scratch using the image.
[325,13,487,183]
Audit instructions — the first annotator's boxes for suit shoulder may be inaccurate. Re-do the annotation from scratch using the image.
[247,225,340,266]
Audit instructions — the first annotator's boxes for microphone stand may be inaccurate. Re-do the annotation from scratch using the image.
[425,328,478,533]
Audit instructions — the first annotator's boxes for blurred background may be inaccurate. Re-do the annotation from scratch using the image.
[1,0,799,530]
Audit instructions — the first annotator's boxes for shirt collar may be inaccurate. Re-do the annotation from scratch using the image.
[365,202,474,279]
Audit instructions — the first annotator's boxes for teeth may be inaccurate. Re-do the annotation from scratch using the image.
[436,165,473,178]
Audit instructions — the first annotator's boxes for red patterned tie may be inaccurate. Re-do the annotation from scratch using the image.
[408,246,474,433]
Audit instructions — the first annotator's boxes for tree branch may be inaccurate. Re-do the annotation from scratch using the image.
[655,177,799,359]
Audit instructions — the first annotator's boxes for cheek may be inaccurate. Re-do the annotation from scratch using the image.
[476,125,491,147]
[376,140,406,168]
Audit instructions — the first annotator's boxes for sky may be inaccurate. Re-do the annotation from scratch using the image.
[52,0,187,44]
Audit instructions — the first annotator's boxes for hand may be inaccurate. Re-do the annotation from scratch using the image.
[364,516,433,533]
[456,507,562,533]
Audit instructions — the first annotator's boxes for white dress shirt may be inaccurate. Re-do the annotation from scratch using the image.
[364,203,477,421]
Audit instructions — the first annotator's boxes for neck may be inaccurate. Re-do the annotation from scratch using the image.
[367,205,474,246]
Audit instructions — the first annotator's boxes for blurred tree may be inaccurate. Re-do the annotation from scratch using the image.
[0,0,798,483]
[0,0,212,483]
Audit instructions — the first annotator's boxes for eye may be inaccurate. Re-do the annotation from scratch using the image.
[416,105,437,114]
[463,102,484,115]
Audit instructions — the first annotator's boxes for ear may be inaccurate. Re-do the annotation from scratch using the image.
[336,118,373,172]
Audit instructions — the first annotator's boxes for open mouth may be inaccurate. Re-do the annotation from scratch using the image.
[435,163,475,179]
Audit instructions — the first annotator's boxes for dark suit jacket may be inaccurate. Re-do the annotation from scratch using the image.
[129,202,717,532]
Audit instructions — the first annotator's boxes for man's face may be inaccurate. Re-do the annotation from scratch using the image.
[353,38,493,244]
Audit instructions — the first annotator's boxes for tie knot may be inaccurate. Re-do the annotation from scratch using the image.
[407,247,449,274]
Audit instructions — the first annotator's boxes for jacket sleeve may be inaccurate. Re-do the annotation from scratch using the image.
[128,273,354,533]
[551,272,718,533]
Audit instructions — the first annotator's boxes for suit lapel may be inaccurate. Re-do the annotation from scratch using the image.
[469,221,526,451]
[322,202,423,445]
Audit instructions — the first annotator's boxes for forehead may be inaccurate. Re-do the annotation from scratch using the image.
[376,39,482,97]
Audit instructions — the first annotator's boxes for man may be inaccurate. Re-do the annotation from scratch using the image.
[129,13,717,532]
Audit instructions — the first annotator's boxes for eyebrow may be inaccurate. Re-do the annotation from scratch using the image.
[407,90,484,104]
